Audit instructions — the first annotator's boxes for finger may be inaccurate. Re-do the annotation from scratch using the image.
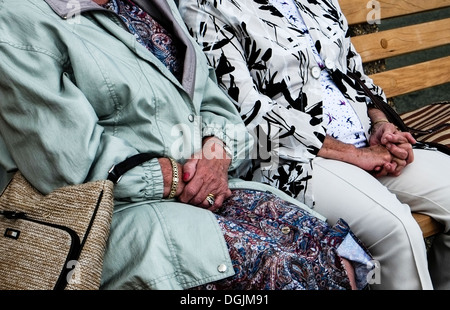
[200,192,215,209]
[394,132,416,145]
[406,148,414,164]
[386,143,409,160]
[189,182,215,206]
[382,133,408,145]
[182,171,228,206]
[372,160,396,177]
[201,192,219,210]
[401,142,415,164]
[390,142,414,164]
[403,132,417,144]
[392,157,407,176]
[178,176,204,204]
[205,190,232,211]
[373,168,388,178]
[182,158,199,182]
[196,183,229,207]
[383,161,397,174]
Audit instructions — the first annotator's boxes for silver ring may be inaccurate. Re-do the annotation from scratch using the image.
[206,193,215,206]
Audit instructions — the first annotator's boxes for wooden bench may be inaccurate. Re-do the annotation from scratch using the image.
[340,0,450,238]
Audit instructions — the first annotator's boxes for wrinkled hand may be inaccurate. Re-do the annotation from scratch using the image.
[178,137,232,211]
[369,122,416,176]
[355,144,395,177]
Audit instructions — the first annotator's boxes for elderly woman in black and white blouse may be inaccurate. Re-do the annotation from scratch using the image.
[179,0,450,289]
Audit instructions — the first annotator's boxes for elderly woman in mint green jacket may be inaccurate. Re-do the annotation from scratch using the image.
[0,0,374,290]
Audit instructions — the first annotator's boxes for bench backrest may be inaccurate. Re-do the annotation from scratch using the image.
[339,0,450,99]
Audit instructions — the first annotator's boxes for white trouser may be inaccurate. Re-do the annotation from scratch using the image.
[312,149,450,290]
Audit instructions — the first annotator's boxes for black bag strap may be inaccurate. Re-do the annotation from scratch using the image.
[107,152,157,184]
[346,71,409,131]
[347,71,450,135]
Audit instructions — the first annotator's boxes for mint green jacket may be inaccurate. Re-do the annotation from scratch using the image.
[0,0,323,289]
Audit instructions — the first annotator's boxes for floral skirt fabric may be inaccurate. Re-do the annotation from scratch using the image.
[193,190,373,290]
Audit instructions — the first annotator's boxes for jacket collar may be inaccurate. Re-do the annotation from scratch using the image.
[133,0,197,98]
[44,0,196,99]
[44,0,103,19]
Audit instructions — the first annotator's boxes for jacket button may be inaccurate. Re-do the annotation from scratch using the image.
[281,226,291,234]
[325,59,335,70]
[188,114,195,122]
[218,264,227,273]
[311,66,321,79]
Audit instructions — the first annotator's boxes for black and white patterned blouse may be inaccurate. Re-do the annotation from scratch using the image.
[179,0,387,206]
[272,0,367,148]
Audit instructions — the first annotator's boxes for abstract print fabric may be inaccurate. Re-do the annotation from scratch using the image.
[192,190,373,290]
[271,0,367,148]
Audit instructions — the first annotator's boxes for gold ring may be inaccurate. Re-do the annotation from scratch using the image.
[206,193,215,206]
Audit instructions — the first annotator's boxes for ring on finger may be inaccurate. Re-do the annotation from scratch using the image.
[205,193,215,206]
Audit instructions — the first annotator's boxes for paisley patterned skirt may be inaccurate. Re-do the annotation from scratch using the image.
[193,190,373,290]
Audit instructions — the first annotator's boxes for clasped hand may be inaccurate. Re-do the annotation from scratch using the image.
[160,137,232,211]
[369,122,416,177]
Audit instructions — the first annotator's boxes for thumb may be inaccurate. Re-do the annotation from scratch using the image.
[182,158,199,182]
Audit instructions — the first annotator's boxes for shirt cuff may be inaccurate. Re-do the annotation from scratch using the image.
[141,158,164,200]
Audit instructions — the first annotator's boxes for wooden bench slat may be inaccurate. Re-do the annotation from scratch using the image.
[340,0,450,25]
[352,18,450,63]
[369,56,450,98]
[412,213,444,238]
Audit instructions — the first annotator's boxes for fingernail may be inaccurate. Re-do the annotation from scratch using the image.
[183,173,190,181]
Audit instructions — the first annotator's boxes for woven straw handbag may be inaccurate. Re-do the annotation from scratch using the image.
[0,172,114,290]
[0,153,154,290]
